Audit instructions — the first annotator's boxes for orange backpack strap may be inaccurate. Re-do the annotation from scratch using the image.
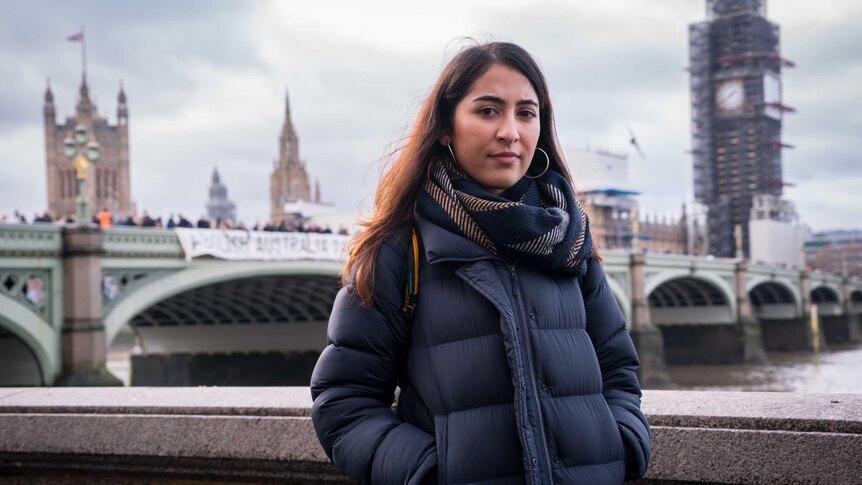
[400,229,420,318]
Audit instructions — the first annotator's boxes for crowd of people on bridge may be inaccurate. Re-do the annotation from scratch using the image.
[1,209,351,235]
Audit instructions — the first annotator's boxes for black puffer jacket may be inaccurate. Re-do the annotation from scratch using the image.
[311,211,650,484]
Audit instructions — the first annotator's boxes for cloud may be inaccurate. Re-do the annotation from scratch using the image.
[785,175,862,231]
[0,126,46,217]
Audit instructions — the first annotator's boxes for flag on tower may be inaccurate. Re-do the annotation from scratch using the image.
[67,32,84,42]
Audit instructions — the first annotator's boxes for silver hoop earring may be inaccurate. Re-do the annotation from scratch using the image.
[524,147,550,179]
[447,144,457,163]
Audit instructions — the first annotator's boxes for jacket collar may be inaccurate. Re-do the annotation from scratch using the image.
[414,209,495,264]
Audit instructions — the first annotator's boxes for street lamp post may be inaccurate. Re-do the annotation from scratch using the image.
[64,124,100,225]
[57,124,119,386]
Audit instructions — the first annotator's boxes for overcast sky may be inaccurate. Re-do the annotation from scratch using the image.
[1,0,860,232]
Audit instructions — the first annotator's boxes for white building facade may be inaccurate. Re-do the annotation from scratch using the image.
[748,194,804,268]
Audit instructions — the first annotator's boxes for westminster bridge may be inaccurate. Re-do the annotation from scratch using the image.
[1,223,861,387]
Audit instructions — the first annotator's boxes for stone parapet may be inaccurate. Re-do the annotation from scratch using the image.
[643,390,862,484]
[1,388,860,484]
[0,387,342,483]
[0,223,63,256]
[100,227,184,258]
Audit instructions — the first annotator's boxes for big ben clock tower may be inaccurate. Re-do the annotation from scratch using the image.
[689,0,794,257]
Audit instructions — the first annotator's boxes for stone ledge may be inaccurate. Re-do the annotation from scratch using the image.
[643,390,862,434]
[0,386,313,417]
[1,414,322,461]
[1,388,860,484]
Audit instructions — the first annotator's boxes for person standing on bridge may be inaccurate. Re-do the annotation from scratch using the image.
[311,41,650,484]
[97,208,112,229]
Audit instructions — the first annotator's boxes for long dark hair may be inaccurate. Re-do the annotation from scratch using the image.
[344,41,577,305]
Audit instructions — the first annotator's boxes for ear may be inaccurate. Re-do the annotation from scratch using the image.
[438,133,450,147]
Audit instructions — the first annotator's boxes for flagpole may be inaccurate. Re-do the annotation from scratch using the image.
[81,26,87,82]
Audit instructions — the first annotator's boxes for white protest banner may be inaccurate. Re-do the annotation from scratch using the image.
[175,229,349,262]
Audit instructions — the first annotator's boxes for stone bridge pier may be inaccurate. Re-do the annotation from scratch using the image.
[736,263,768,364]
[627,253,670,388]
[56,227,121,386]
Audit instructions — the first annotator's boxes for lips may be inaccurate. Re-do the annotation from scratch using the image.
[491,152,519,164]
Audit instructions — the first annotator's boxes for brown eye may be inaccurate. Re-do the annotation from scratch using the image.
[478,107,497,116]
[519,110,537,119]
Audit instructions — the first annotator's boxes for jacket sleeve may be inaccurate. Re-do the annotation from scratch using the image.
[310,240,437,485]
[581,257,651,480]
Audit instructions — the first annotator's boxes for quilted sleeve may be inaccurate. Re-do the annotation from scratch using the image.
[581,257,651,480]
[310,239,437,484]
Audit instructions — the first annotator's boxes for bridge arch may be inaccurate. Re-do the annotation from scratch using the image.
[645,270,736,320]
[104,260,344,345]
[0,293,58,385]
[646,275,740,364]
[748,281,801,319]
[810,284,842,316]
[746,275,802,310]
[810,285,840,302]
[646,276,734,325]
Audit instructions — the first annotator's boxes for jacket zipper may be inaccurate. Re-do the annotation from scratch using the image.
[509,263,554,483]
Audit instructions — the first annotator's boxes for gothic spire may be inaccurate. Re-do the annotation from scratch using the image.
[279,88,299,167]
[43,78,55,122]
[44,78,54,103]
[76,71,94,120]
[79,71,90,102]
[117,80,128,124]
[285,87,291,119]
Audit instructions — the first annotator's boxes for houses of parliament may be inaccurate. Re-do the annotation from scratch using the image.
[42,75,318,224]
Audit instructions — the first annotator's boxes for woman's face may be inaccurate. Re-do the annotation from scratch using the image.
[441,63,540,196]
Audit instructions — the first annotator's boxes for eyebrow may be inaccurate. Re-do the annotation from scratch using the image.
[471,95,539,107]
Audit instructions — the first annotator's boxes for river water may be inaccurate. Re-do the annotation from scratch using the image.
[106,318,862,392]
[107,343,862,392]
[664,343,862,393]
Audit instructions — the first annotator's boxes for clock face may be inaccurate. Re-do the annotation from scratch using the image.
[715,79,745,113]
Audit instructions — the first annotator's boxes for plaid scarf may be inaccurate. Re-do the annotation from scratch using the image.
[417,157,592,274]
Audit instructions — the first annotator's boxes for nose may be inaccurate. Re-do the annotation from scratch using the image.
[496,112,519,144]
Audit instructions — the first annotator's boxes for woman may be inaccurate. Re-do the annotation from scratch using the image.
[311,41,650,484]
